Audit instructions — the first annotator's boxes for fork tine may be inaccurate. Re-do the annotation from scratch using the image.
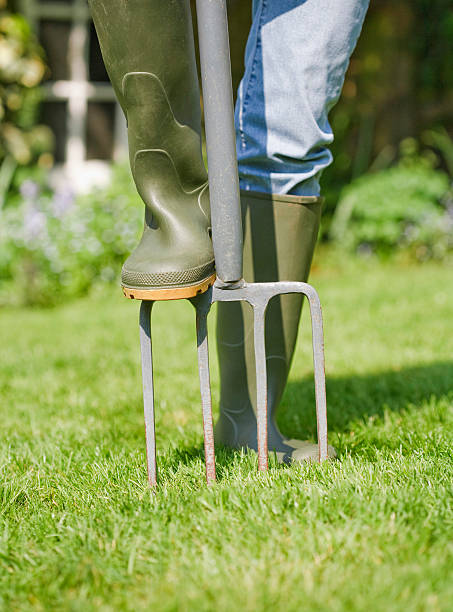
[304,287,328,462]
[139,300,157,486]
[192,291,216,484]
[195,309,216,484]
[253,303,269,471]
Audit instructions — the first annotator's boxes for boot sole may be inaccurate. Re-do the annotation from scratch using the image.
[122,272,216,301]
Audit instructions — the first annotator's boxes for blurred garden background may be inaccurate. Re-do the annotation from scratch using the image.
[0,0,452,305]
[1,2,452,610]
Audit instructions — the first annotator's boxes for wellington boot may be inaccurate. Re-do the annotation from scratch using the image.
[215,191,336,462]
[89,0,215,298]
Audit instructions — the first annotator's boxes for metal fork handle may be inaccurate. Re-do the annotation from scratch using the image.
[196,0,243,284]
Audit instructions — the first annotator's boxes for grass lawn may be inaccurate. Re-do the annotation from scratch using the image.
[1,250,452,611]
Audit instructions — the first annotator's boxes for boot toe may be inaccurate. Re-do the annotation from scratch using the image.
[284,440,337,462]
[121,222,215,291]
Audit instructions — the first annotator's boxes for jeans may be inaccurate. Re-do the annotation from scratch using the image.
[236,0,369,196]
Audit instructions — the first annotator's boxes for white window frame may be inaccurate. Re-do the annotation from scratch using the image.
[18,0,127,169]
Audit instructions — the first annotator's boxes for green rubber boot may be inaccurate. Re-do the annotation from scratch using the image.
[215,191,336,462]
[89,0,215,298]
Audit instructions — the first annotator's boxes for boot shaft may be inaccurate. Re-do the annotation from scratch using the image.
[88,0,201,132]
[88,0,214,293]
[215,192,323,449]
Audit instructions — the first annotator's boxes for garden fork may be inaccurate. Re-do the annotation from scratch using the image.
[138,0,328,486]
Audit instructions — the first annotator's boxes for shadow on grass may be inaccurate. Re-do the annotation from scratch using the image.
[281,360,453,437]
[164,361,452,477]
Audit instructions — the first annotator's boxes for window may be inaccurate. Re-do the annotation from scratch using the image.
[18,0,127,169]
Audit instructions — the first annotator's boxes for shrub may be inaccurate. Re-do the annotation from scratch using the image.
[330,156,453,261]
[0,164,142,305]
[0,2,53,206]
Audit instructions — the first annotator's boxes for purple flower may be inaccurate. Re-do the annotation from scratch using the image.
[51,186,75,219]
[23,203,47,243]
[19,180,40,201]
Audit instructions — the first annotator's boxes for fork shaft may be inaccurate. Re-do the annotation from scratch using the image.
[196,0,243,283]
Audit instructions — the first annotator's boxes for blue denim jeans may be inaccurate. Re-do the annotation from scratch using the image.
[236,0,369,196]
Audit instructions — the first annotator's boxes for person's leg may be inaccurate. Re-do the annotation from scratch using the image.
[237,0,369,196]
[215,0,369,460]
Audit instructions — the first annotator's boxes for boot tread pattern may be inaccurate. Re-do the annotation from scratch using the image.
[123,272,216,301]
[122,259,215,288]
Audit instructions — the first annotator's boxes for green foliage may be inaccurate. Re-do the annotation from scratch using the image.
[0,2,53,205]
[0,256,452,610]
[330,148,453,260]
[0,164,142,305]
[320,1,453,218]
[2,152,451,308]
